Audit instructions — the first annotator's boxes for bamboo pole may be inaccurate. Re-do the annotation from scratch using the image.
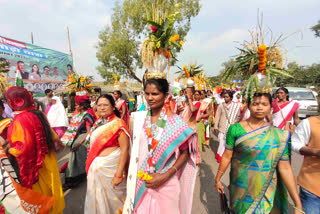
[67,26,72,56]
[31,32,34,44]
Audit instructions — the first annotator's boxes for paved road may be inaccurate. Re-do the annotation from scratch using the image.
[58,132,303,214]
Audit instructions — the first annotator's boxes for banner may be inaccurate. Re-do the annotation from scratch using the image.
[0,35,73,92]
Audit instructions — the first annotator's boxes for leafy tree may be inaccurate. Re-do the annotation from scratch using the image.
[311,20,320,37]
[274,62,320,89]
[96,3,142,83]
[96,0,201,83]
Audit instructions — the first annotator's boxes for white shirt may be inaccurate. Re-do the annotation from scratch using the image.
[291,118,311,153]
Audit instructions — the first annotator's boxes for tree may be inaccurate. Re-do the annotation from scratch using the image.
[96,0,201,83]
[96,3,142,83]
[311,20,320,37]
[274,62,320,89]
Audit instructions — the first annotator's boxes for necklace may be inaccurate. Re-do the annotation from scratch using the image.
[145,106,168,174]
[246,120,266,132]
[84,114,115,146]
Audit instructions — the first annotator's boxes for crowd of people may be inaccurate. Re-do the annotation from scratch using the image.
[0,78,319,214]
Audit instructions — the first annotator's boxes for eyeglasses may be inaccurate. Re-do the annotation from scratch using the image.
[97,104,110,107]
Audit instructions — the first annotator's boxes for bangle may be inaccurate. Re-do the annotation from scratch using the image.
[172,166,178,173]
[217,170,224,174]
[114,174,124,178]
[293,206,305,214]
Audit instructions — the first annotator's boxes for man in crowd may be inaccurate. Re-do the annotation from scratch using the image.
[52,67,64,81]
[39,89,53,111]
[214,91,240,162]
[292,116,320,213]
[41,66,52,81]
[17,61,29,79]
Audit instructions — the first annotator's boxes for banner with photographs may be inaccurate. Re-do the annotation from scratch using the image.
[0,35,73,92]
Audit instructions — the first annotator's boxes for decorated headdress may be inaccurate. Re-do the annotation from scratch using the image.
[112,73,121,91]
[176,63,203,88]
[6,86,35,111]
[66,72,93,96]
[142,4,183,81]
[221,13,292,100]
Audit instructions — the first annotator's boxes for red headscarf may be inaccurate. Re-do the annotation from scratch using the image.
[75,95,90,104]
[6,86,36,111]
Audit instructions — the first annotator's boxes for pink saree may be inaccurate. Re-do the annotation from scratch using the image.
[133,115,200,214]
[116,99,130,128]
[180,101,201,130]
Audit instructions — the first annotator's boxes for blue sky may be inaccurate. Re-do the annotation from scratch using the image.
[0,0,319,82]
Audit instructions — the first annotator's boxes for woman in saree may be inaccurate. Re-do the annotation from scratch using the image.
[5,86,65,213]
[47,96,69,139]
[215,93,303,214]
[61,95,95,189]
[113,90,130,128]
[197,90,212,149]
[85,94,131,214]
[272,87,300,130]
[177,87,201,131]
[124,77,200,214]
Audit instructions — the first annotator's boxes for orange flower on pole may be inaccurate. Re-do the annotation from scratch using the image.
[183,65,190,78]
[258,44,267,74]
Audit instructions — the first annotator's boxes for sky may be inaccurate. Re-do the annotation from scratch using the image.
[0,0,319,82]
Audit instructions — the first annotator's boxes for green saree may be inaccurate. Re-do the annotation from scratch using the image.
[226,124,290,214]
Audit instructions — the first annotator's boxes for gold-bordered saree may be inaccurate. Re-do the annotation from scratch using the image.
[227,125,290,214]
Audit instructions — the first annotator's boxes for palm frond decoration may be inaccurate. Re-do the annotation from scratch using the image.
[221,12,293,100]
[176,63,203,80]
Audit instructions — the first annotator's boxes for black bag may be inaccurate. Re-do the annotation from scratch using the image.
[219,192,231,214]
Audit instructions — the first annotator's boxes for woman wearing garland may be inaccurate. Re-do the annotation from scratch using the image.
[215,93,303,213]
[61,95,95,189]
[85,94,131,214]
[124,73,200,214]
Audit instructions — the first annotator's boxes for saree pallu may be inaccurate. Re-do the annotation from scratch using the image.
[133,115,200,214]
[272,100,299,130]
[61,111,95,146]
[85,148,126,214]
[65,133,87,186]
[0,137,50,214]
[180,101,200,130]
[228,125,290,213]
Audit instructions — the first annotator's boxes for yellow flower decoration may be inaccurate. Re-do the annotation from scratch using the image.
[179,41,184,45]
[137,170,144,178]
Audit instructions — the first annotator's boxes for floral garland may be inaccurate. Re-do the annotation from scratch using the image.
[137,106,168,181]
[84,114,114,146]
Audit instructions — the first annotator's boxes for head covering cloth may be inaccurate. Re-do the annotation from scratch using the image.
[5,86,35,111]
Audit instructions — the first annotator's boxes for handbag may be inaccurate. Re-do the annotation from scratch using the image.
[219,192,231,214]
